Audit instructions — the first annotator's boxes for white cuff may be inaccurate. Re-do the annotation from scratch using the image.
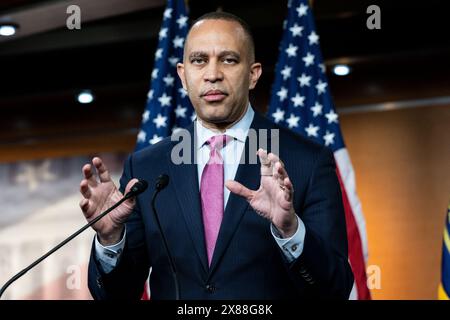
[94,229,126,274]
[271,215,306,263]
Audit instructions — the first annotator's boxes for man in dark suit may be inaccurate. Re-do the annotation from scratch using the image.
[79,12,353,299]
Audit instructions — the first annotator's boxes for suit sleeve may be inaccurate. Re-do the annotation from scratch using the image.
[287,146,354,299]
[87,154,150,300]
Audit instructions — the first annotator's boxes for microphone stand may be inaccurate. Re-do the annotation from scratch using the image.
[151,181,180,300]
[0,191,135,299]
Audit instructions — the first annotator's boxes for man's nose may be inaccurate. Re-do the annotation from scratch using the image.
[203,60,223,82]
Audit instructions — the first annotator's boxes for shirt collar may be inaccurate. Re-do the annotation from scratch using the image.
[195,104,255,149]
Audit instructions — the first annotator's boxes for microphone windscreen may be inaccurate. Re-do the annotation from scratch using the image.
[130,180,148,195]
[156,174,169,191]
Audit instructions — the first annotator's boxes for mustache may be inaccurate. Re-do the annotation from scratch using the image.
[200,89,229,97]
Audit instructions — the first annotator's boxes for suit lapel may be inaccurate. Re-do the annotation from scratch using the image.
[208,112,272,276]
[166,124,209,273]
[166,113,276,276]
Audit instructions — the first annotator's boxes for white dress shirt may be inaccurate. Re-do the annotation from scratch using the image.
[95,105,306,273]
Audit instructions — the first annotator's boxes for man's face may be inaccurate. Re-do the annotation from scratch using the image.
[177,19,262,130]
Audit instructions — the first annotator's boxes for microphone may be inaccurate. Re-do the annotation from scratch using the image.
[150,174,180,300]
[155,174,169,191]
[0,180,148,299]
[128,180,148,198]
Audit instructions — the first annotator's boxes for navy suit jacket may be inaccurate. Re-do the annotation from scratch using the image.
[88,111,354,299]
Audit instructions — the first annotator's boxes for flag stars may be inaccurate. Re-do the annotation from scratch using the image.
[169,56,179,67]
[297,73,311,87]
[142,110,150,123]
[308,31,319,45]
[173,36,185,48]
[178,87,188,98]
[163,8,173,19]
[281,66,292,80]
[302,52,315,67]
[272,108,285,123]
[319,63,326,73]
[153,114,167,128]
[137,130,147,142]
[158,93,172,106]
[159,28,168,40]
[323,131,335,146]
[276,87,288,101]
[151,69,159,80]
[289,23,304,37]
[315,80,328,95]
[175,105,187,118]
[296,3,308,17]
[147,90,154,100]
[285,44,298,57]
[291,93,305,107]
[163,74,175,87]
[286,113,300,128]
[305,123,319,137]
[325,110,339,124]
[176,15,188,28]
[150,134,163,145]
[155,48,163,60]
[311,102,323,117]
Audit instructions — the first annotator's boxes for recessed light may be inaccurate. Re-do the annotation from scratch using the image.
[77,90,94,104]
[333,64,351,76]
[0,24,18,37]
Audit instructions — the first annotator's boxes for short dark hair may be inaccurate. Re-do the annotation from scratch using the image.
[187,11,255,61]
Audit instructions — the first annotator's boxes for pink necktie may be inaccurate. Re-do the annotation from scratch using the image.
[200,134,231,266]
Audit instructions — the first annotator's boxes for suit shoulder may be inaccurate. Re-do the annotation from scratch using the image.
[132,135,173,162]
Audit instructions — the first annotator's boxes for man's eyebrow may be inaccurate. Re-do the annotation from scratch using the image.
[188,51,208,59]
[188,51,241,60]
[218,51,240,59]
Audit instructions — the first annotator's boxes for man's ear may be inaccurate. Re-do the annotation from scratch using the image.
[176,62,187,90]
[249,63,262,90]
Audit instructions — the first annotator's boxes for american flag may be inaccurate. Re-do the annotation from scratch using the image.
[135,0,193,151]
[438,204,450,300]
[135,0,192,299]
[268,0,371,299]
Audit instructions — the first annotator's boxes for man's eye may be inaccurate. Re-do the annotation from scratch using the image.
[223,58,238,64]
[191,58,205,65]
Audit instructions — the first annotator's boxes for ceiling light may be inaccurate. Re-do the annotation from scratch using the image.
[333,64,351,76]
[77,90,94,104]
[0,24,17,37]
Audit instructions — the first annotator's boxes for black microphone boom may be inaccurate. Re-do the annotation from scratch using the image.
[0,180,148,299]
[150,174,180,300]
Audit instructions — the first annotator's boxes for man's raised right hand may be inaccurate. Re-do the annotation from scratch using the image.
[79,157,137,246]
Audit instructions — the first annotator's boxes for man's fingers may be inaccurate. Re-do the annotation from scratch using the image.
[225,180,254,201]
[79,198,90,214]
[258,150,286,179]
[268,153,284,177]
[257,148,270,165]
[80,180,92,198]
[257,149,272,176]
[283,177,294,201]
[82,164,98,186]
[275,161,288,180]
[267,152,280,165]
[284,177,293,190]
[124,178,140,196]
[93,157,112,183]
